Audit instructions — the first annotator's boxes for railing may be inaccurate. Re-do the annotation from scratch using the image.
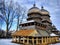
[12,36,60,45]
[20,25,35,29]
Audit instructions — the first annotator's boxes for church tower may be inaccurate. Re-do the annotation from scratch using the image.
[40,6,53,32]
[41,6,52,25]
[19,4,49,36]
[19,4,58,35]
[12,3,60,45]
[20,4,46,30]
[27,4,42,23]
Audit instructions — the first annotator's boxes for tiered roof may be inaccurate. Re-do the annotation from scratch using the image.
[12,29,38,36]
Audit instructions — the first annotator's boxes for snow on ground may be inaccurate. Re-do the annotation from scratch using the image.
[50,43,60,45]
[0,39,21,45]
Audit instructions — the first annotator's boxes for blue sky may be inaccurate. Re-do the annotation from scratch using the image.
[2,0,60,30]
[15,0,60,30]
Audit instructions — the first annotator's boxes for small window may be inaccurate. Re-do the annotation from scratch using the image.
[31,22,34,25]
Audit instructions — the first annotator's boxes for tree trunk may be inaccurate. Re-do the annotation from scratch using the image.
[6,22,9,38]
[16,16,19,31]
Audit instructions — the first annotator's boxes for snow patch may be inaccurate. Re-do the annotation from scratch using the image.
[21,20,35,24]
[50,33,58,36]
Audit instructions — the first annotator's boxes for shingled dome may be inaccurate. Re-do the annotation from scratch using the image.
[28,4,41,14]
[41,6,49,15]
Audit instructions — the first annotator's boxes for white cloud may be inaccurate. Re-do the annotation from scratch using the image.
[5,0,60,30]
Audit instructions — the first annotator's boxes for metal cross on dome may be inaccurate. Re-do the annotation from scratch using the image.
[33,0,36,7]
[33,0,44,8]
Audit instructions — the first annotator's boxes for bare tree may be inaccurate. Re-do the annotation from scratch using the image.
[0,0,5,29]
[0,0,17,37]
[0,0,27,37]
[15,2,26,31]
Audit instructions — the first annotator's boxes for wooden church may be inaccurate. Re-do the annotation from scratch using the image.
[12,4,60,45]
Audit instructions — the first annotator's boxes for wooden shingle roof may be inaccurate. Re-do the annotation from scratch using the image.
[12,29,38,36]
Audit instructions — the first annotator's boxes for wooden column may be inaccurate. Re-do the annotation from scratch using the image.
[18,36,20,43]
[32,37,34,45]
[27,37,29,44]
[48,37,50,43]
[50,37,52,43]
[12,36,14,41]
[53,37,54,42]
[54,37,55,42]
[52,37,54,42]
[42,37,43,44]
[36,37,38,44]
[17,36,19,43]
[56,37,59,41]
[46,36,48,43]
[19,36,20,43]
[15,36,17,42]
[49,37,51,43]
[45,37,47,43]
[23,37,25,43]
[55,37,56,41]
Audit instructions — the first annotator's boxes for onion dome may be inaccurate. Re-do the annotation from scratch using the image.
[41,6,49,15]
[28,4,41,14]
